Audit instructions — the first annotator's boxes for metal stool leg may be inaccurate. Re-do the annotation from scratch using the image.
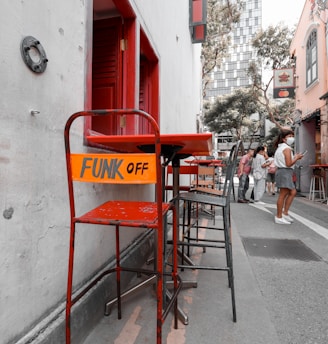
[65,224,75,344]
[319,176,325,199]
[309,176,314,201]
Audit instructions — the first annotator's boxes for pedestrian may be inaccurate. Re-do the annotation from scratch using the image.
[237,148,254,203]
[252,146,271,204]
[273,129,304,224]
[266,151,277,195]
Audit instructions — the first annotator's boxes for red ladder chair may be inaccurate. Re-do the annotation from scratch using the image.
[165,164,198,201]
[64,109,181,344]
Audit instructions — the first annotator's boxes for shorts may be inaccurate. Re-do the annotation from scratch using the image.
[275,168,295,190]
[266,173,275,183]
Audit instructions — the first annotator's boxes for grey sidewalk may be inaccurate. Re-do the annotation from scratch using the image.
[83,192,328,344]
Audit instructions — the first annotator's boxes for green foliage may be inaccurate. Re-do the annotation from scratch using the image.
[203,88,266,143]
[248,24,296,128]
[251,25,294,70]
[202,0,243,95]
[264,126,280,153]
[201,7,296,140]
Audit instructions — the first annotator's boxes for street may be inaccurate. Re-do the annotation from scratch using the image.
[83,191,328,344]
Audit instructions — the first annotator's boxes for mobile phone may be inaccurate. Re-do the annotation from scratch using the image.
[302,150,308,155]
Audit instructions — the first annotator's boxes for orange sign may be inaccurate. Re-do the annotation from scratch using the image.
[71,153,156,184]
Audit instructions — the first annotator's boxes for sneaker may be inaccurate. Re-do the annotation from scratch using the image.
[238,199,249,203]
[274,216,291,225]
[272,193,275,195]
[254,201,266,205]
[282,214,294,223]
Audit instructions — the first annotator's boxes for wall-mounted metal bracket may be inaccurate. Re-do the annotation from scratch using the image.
[20,36,48,73]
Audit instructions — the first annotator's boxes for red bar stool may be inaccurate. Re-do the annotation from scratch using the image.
[64,109,181,344]
[176,141,242,323]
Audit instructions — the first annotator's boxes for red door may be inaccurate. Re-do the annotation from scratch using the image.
[92,18,123,134]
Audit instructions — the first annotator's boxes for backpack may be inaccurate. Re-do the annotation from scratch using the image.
[268,160,277,174]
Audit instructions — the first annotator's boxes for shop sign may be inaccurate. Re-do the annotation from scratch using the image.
[273,68,295,99]
[71,153,156,184]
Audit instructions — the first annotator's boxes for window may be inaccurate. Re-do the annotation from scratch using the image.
[86,0,159,140]
[306,30,318,87]
[189,0,207,43]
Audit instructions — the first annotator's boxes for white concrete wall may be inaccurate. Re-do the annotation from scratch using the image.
[0,1,88,342]
[131,0,202,133]
[0,0,203,343]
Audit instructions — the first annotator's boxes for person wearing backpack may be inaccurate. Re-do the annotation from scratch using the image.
[266,151,277,195]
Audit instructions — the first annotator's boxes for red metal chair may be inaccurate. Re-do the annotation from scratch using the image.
[64,109,181,344]
[165,164,198,201]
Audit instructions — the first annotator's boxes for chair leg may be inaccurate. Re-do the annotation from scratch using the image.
[157,228,163,344]
[181,201,187,267]
[187,200,192,257]
[66,223,76,344]
[232,179,236,201]
[223,207,237,322]
[223,208,232,286]
[320,177,325,199]
[172,206,179,329]
[115,225,122,319]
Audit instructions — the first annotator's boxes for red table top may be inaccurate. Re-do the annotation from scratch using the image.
[185,159,223,166]
[87,133,213,156]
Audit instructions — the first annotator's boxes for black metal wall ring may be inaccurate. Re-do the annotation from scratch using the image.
[20,36,48,73]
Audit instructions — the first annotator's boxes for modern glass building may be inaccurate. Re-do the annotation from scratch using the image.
[205,0,262,101]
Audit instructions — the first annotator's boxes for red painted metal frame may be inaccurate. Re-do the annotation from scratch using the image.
[185,159,223,166]
[64,109,181,344]
[165,165,199,196]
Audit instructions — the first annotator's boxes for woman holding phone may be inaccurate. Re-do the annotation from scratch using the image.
[273,129,304,224]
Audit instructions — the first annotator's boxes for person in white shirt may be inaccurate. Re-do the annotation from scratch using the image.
[273,129,304,225]
[252,146,271,204]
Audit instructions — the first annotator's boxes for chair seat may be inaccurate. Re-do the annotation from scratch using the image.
[76,200,172,227]
[178,191,227,207]
[191,180,214,187]
[165,185,191,192]
[192,187,224,196]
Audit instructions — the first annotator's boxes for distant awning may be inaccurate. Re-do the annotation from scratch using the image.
[302,108,320,122]
[319,91,328,100]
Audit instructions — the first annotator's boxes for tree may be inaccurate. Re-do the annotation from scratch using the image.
[203,88,266,147]
[248,24,295,128]
[264,126,280,154]
[201,0,243,96]
[310,0,328,21]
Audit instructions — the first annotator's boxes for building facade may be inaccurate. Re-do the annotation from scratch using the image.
[204,0,262,153]
[290,0,328,192]
[205,0,262,101]
[0,0,204,342]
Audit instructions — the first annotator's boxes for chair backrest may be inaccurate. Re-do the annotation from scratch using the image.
[64,109,163,218]
[221,141,242,198]
[165,164,198,200]
[195,165,215,188]
[166,165,199,178]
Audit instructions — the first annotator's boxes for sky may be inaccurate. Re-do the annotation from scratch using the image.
[262,0,305,28]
